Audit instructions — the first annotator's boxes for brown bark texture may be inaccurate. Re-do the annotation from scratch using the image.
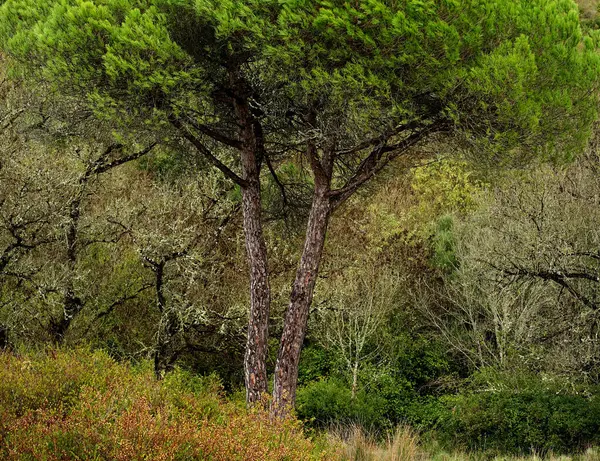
[272,183,331,415]
[233,81,271,405]
[241,180,271,404]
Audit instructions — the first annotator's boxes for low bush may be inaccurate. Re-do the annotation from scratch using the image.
[0,348,336,461]
[297,364,600,457]
[295,332,455,435]
[296,378,389,432]
[436,371,600,455]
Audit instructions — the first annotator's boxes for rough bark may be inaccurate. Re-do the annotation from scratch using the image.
[269,123,434,416]
[151,260,168,379]
[231,74,271,405]
[154,311,180,380]
[272,183,331,415]
[0,324,9,350]
[241,180,271,403]
[171,73,271,404]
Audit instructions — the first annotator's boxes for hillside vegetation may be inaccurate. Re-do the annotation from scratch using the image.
[5,349,600,460]
[1,0,600,459]
[0,349,336,460]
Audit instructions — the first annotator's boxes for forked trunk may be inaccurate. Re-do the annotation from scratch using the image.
[272,185,331,416]
[51,197,83,344]
[154,310,180,380]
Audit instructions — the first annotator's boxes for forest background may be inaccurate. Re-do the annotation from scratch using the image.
[2,0,600,459]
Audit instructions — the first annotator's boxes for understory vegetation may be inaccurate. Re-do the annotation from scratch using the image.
[0,349,335,460]
[2,0,600,459]
[5,349,600,461]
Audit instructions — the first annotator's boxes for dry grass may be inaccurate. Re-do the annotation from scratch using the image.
[333,425,424,461]
[333,426,600,461]
[577,0,599,20]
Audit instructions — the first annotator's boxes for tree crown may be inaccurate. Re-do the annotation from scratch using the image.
[0,0,598,169]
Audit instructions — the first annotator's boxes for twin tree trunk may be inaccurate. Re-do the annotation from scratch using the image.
[235,87,271,404]
[203,76,333,411]
[236,107,333,412]
[236,134,332,413]
[272,179,332,414]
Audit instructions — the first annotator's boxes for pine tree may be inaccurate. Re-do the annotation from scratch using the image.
[1,0,598,414]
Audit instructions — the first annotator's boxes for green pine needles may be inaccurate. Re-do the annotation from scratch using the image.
[0,0,598,163]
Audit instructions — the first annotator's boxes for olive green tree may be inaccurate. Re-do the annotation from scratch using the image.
[108,174,241,378]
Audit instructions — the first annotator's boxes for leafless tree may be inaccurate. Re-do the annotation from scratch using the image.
[419,144,600,378]
[314,269,399,397]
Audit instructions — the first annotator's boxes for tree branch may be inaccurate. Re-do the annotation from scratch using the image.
[93,142,158,176]
[265,154,289,210]
[171,117,248,187]
[502,267,599,310]
[329,129,426,209]
[184,116,243,150]
[335,121,423,157]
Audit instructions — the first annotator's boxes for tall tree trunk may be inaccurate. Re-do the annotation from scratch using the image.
[272,184,331,416]
[240,157,270,404]
[174,73,272,404]
[0,324,9,350]
[154,310,180,380]
[232,79,271,404]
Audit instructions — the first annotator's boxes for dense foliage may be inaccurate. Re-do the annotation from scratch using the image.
[1,0,597,165]
[0,348,335,460]
[1,0,600,458]
[439,382,600,454]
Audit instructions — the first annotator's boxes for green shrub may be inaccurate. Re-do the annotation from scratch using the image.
[296,378,388,432]
[436,380,600,455]
[384,332,454,392]
[297,344,333,386]
[296,332,456,435]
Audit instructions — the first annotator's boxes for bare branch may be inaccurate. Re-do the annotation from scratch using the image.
[93,142,157,176]
[265,154,289,210]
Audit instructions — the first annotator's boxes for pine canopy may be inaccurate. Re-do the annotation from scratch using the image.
[0,0,598,164]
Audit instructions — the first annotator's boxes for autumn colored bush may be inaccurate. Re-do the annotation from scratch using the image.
[0,348,338,461]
